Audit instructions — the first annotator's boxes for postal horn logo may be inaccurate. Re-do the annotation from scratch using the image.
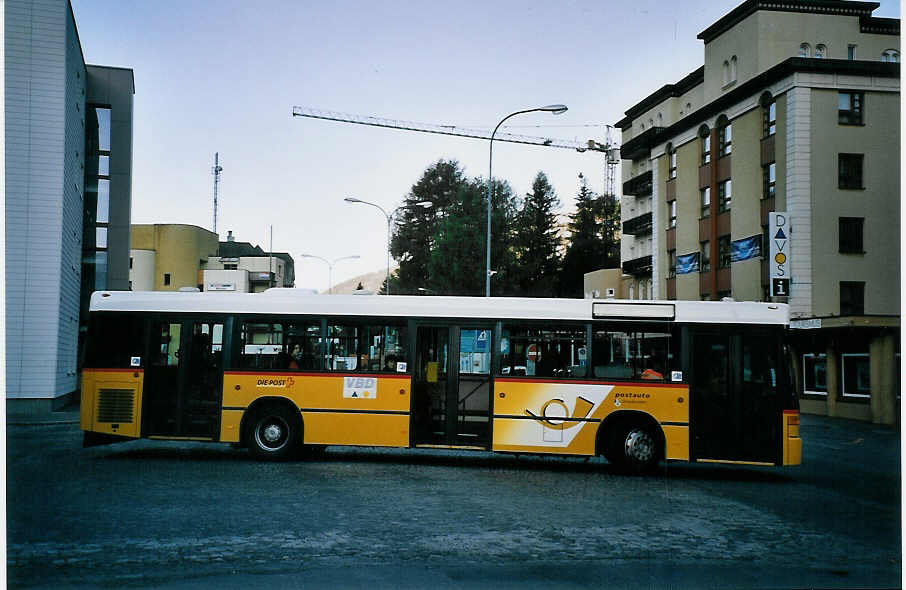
[525,396,594,430]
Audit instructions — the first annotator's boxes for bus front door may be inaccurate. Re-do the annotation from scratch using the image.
[414,325,492,448]
[144,319,224,439]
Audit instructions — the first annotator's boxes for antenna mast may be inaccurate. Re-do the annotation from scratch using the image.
[212,152,223,233]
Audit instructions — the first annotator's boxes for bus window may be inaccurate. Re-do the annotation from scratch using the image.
[500,325,586,378]
[592,330,632,379]
[592,328,673,381]
[285,322,322,370]
[327,323,407,373]
[84,313,144,368]
[240,321,284,370]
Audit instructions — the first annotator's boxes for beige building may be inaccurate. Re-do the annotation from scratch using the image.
[130,224,219,291]
[616,0,899,423]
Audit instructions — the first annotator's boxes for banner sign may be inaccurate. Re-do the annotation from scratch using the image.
[676,252,699,275]
[730,235,762,263]
[769,212,791,296]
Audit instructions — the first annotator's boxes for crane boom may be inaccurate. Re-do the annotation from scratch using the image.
[292,106,608,153]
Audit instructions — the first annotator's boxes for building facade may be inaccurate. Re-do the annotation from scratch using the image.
[130,227,295,293]
[616,0,899,423]
[5,0,134,411]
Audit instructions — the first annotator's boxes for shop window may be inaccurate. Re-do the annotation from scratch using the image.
[838,153,864,189]
[842,353,870,397]
[500,325,586,378]
[802,353,827,395]
[840,281,865,315]
[838,91,863,125]
[838,217,864,254]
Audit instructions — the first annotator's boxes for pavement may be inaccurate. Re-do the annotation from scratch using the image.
[6,404,81,426]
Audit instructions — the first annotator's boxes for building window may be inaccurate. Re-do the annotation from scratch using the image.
[763,163,776,199]
[129,257,133,270]
[718,236,731,269]
[848,44,857,60]
[838,153,864,189]
[730,56,737,81]
[668,250,677,278]
[164,273,171,286]
[881,49,899,62]
[668,150,677,179]
[718,117,731,156]
[701,133,711,164]
[224,264,238,270]
[700,241,711,272]
[840,281,865,315]
[838,91,863,125]
[839,217,864,253]
[667,200,677,228]
[802,353,828,395]
[842,353,870,397]
[722,60,729,85]
[718,180,731,212]
[763,100,776,137]
[815,44,826,58]
[701,187,711,217]
[799,43,811,57]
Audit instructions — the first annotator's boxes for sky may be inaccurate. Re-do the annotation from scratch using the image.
[70,0,900,292]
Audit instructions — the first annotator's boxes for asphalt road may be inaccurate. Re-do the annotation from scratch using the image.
[6,414,901,589]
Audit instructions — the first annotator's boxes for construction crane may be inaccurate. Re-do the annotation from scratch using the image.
[291,106,620,195]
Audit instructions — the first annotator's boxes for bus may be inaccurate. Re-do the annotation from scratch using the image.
[80,290,801,472]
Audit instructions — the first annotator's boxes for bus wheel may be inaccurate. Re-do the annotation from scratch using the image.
[612,423,660,474]
[246,404,301,461]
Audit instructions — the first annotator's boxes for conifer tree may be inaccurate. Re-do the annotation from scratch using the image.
[512,172,562,297]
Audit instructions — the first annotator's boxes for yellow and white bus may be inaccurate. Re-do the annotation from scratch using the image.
[81,290,801,472]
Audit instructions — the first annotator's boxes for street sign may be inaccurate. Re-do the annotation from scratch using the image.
[769,212,791,297]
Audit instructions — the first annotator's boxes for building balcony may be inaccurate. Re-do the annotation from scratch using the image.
[620,127,666,161]
[622,254,653,277]
[622,212,652,236]
[622,170,653,196]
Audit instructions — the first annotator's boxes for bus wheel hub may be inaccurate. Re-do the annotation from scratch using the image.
[262,423,283,443]
[625,430,653,462]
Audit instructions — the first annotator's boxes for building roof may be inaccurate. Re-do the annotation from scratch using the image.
[217,241,266,258]
[616,67,704,130]
[616,57,898,134]
[697,0,881,43]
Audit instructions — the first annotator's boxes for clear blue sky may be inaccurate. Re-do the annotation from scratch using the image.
[70,0,900,292]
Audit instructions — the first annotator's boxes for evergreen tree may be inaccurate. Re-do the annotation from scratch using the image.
[559,173,619,297]
[512,171,562,297]
[389,160,466,294]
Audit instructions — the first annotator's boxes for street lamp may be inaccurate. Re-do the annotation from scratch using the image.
[301,254,360,294]
[344,197,432,295]
[486,104,567,297]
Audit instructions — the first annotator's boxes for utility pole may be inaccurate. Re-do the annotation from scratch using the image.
[212,152,223,234]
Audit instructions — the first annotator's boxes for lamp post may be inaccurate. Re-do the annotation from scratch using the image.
[344,197,432,295]
[486,104,568,297]
[301,254,360,294]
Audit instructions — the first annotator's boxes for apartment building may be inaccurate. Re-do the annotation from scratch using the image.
[616,0,899,422]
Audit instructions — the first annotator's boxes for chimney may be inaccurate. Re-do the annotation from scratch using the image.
[227,230,234,242]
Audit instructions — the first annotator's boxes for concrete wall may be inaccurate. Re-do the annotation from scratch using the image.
[808,87,900,317]
[583,268,624,299]
[5,0,78,403]
[131,224,219,291]
[203,269,250,292]
[129,249,155,291]
[672,136,701,300]
[728,105,762,302]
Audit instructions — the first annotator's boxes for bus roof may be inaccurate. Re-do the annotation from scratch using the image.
[89,290,789,326]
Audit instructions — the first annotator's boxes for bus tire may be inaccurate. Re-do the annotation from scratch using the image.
[611,422,661,474]
[245,403,302,462]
